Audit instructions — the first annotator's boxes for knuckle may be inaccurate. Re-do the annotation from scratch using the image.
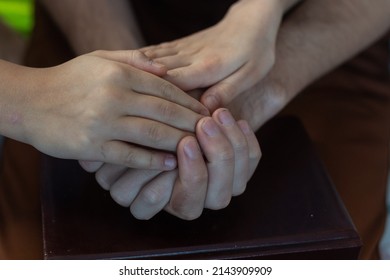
[213,83,237,106]
[159,81,177,100]
[232,135,248,153]
[122,149,137,167]
[250,145,262,161]
[200,56,222,75]
[104,63,125,79]
[146,123,165,144]
[208,194,231,210]
[157,101,178,122]
[131,49,144,60]
[140,187,165,206]
[217,147,235,162]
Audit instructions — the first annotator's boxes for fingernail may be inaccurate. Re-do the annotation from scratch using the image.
[164,155,177,169]
[217,109,234,126]
[203,95,219,112]
[184,138,200,160]
[201,118,220,137]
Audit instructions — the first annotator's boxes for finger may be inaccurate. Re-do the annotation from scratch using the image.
[121,94,206,131]
[89,50,167,76]
[95,164,128,190]
[237,120,262,179]
[109,168,162,207]
[128,71,209,116]
[98,140,177,170]
[79,160,104,173]
[165,136,208,220]
[162,59,235,92]
[213,109,249,196]
[143,47,179,59]
[153,55,191,70]
[130,170,176,220]
[201,62,269,112]
[196,117,235,210]
[113,117,193,151]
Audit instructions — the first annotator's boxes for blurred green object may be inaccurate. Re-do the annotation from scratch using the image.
[0,0,33,36]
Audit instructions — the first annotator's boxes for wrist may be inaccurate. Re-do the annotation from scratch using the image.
[223,0,285,45]
[0,61,36,144]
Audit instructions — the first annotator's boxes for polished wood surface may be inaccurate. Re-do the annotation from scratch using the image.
[41,116,361,259]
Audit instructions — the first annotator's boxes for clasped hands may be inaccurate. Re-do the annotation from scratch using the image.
[78,50,261,220]
[75,0,289,220]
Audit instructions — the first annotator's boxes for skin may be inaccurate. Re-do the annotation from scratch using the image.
[39,0,265,219]
[141,0,390,121]
[95,108,261,220]
[0,50,208,169]
[227,0,390,131]
[93,0,389,220]
[84,0,300,219]
[140,0,302,112]
[40,0,389,220]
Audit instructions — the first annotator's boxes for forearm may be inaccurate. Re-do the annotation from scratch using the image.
[272,0,390,99]
[0,60,38,142]
[235,0,389,130]
[38,0,144,54]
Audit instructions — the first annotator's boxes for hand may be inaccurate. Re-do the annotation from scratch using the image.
[226,73,293,132]
[141,0,284,112]
[89,109,261,220]
[21,50,209,169]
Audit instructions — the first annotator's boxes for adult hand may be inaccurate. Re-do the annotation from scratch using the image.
[90,108,261,220]
[226,75,292,132]
[11,50,209,169]
[141,0,285,112]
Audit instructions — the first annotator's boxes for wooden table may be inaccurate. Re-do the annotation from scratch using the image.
[41,116,362,259]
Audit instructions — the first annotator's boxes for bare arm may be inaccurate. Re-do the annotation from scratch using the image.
[0,51,208,168]
[275,0,389,100]
[38,0,144,54]
[140,0,303,111]
[232,0,390,130]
